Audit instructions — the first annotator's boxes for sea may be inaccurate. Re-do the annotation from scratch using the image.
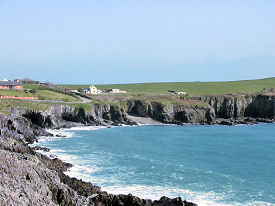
[33,123,275,206]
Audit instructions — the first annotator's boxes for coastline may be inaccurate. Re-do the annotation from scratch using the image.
[1,92,275,205]
[33,123,200,205]
[0,114,198,206]
[32,122,275,206]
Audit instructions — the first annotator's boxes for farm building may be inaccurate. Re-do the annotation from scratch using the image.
[168,90,187,95]
[81,85,102,95]
[0,81,23,90]
[105,88,127,94]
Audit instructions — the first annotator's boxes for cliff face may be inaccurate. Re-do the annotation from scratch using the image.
[199,94,275,119]
[17,94,275,129]
[199,95,253,119]
[245,95,275,118]
[0,115,87,206]
[127,100,215,124]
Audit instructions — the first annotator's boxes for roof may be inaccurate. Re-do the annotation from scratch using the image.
[0,81,22,86]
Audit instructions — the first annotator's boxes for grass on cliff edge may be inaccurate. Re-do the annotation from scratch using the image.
[63,77,275,96]
[0,100,94,115]
[0,100,52,114]
[0,84,78,102]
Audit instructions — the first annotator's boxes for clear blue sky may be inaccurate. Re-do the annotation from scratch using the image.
[0,0,275,84]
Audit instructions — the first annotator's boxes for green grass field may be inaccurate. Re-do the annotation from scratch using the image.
[0,100,94,115]
[0,84,79,102]
[0,99,52,114]
[63,77,275,96]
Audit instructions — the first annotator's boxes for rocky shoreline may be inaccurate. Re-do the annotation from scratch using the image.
[1,93,275,205]
[0,114,198,206]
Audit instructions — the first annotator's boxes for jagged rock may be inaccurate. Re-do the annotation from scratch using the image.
[199,94,275,120]
[0,150,87,206]
[32,146,50,152]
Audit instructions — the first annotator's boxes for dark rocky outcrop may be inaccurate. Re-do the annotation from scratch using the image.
[14,93,275,130]
[197,94,275,124]
[32,145,50,152]
[127,100,215,124]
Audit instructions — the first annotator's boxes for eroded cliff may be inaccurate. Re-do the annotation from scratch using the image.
[17,93,275,128]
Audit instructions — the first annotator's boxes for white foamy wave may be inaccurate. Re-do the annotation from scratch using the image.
[102,185,275,206]
[245,202,275,206]
[33,149,58,159]
[36,129,75,142]
[45,148,105,184]
[47,129,74,138]
[64,126,108,131]
[102,185,224,204]
[64,164,105,184]
[50,149,66,153]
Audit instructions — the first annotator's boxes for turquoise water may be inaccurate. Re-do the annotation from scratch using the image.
[37,124,275,206]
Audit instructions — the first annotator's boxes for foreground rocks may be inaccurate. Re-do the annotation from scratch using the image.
[0,115,197,206]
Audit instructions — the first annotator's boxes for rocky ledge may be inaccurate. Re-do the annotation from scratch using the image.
[13,93,274,129]
[0,114,197,206]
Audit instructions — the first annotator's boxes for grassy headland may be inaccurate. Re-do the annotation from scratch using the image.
[63,77,275,96]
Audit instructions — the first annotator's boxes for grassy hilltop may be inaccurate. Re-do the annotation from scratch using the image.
[0,84,80,114]
[64,77,275,96]
[0,84,78,102]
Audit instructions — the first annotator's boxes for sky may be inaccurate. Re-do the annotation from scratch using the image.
[0,0,275,84]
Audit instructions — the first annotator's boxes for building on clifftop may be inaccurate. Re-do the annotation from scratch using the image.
[82,85,102,95]
[0,81,23,90]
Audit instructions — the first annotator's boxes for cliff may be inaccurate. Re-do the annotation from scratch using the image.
[17,93,275,128]
[198,94,275,124]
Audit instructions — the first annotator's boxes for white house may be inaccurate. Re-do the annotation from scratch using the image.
[168,90,187,96]
[176,91,187,95]
[70,90,80,94]
[82,85,102,95]
[89,85,98,94]
[106,89,127,94]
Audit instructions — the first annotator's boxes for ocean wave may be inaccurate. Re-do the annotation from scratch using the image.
[34,149,58,159]
[34,144,275,206]
[102,185,275,206]
[37,125,108,142]
[42,147,105,184]
[63,126,108,131]
[64,164,106,184]
[50,129,74,137]
[35,129,75,142]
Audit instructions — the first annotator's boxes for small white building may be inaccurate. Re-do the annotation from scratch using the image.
[89,85,98,94]
[70,90,80,94]
[176,91,187,95]
[106,89,127,94]
[82,85,102,95]
[168,90,187,96]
